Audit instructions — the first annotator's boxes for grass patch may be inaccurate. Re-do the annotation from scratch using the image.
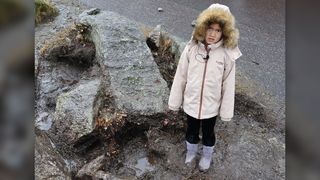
[35,0,58,25]
[39,23,96,67]
[158,34,173,55]
[40,23,91,57]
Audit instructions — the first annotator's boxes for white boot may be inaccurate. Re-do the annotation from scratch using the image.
[199,145,214,171]
[185,141,198,164]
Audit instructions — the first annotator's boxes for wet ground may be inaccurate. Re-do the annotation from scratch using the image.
[67,102,283,179]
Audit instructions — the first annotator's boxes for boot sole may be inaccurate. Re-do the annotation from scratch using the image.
[199,167,209,172]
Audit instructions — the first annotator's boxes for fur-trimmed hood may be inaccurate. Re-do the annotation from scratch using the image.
[192,3,239,49]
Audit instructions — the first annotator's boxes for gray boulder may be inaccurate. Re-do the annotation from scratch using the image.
[79,9,169,116]
[35,60,84,131]
[54,79,101,142]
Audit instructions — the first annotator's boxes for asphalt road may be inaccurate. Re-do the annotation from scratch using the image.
[79,0,285,115]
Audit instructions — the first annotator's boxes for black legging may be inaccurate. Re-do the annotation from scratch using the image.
[185,113,217,146]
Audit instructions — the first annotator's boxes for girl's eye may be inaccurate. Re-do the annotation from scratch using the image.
[208,29,221,33]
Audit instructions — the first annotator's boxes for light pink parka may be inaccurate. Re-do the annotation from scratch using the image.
[168,4,242,121]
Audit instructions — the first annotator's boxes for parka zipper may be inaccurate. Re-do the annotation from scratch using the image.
[198,47,210,119]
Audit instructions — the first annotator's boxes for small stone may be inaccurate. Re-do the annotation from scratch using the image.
[76,155,105,178]
[268,137,278,144]
[191,20,196,27]
[158,7,163,12]
[163,119,169,126]
[87,8,101,15]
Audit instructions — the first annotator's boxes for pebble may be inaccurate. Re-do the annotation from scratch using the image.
[158,7,163,12]
[191,20,196,27]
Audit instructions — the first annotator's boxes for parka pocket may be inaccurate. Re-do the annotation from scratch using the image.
[216,59,224,67]
[208,59,224,83]
[215,59,225,74]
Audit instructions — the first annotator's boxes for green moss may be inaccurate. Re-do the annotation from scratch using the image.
[35,0,59,25]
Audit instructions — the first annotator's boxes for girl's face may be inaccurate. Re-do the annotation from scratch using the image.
[205,23,222,44]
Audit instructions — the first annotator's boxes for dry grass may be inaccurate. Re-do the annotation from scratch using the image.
[35,0,58,25]
[39,25,75,56]
[158,35,172,55]
[141,25,178,89]
[151,32,176,89]
[138,24,153,40]
[140,24,173,56]
[39,23,90,57]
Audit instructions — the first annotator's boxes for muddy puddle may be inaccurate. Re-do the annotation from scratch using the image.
[111,136,155,177]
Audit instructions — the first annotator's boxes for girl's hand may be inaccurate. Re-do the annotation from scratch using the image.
[220,117,231,121]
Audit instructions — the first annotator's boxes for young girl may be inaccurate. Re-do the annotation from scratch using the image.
[168,3,242,171]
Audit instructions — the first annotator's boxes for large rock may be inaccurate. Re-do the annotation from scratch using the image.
[79,9,169,116]
[54,79,101,142]
[35,129,71,180]
[35,60,86,131]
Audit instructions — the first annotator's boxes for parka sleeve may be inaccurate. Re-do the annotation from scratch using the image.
[168,43,190,111]
[219,46,242,121]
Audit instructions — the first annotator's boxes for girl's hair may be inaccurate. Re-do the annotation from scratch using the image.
[207,19,225,29]
[192,7,239,48]
[206,20,226,40]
